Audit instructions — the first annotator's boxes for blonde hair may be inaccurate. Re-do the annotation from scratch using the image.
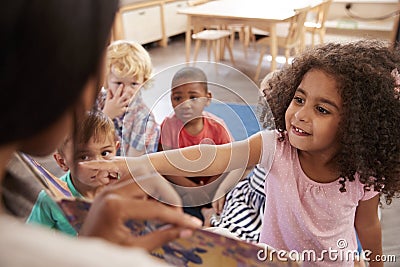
[104,40,153,88]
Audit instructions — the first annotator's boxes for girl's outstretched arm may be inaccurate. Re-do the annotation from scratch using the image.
[354,194,382,267]
[79,132,264,189]
[146,132,263,177]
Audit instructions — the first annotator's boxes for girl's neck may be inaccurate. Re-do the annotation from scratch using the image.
[298,150,340,183]
[0,143,19,214]
[184,117,204,136]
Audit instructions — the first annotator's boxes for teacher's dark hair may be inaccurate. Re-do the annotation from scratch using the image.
[1,0,119,145]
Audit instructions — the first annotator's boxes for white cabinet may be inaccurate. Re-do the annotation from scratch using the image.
[115,0,189,46]
[121,4,163,45]
[164,0,189,37]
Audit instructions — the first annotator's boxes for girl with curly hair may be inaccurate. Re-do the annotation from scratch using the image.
[83,40,400,266]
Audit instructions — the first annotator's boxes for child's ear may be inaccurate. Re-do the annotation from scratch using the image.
[53,152,70,172]
[205,91,212,106]
[115,141,120,150]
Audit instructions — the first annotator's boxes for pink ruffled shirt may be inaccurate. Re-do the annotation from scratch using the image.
[259,130,378,266]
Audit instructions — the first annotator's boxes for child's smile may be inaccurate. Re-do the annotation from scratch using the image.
[291,125,310,136]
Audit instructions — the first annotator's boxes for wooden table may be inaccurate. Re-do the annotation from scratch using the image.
[178,0,310,71]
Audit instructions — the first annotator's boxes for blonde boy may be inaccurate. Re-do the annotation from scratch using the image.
[98,40,159,156]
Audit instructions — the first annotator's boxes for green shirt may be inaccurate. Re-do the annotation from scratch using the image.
[26,171,82,236]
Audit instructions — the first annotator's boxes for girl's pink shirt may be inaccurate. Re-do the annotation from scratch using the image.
[259,130,378,266]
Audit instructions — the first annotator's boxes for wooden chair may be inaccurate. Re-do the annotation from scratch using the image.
[304,0,333,47]
[191,29,235,64]
[254,6,310,81]
[228,24,250,57]
[188,0,235,64]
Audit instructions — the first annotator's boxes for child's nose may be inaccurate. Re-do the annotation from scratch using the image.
[180,99,191,108]
[295,107,310,122]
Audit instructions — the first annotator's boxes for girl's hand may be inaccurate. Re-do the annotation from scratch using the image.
[102,85,132,119]
[79,178,202,250]
[79,157,182,206]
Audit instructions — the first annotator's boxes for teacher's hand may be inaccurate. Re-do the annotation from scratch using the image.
[79,174,202,250]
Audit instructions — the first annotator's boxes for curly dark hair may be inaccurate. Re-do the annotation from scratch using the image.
[261,40,400,204]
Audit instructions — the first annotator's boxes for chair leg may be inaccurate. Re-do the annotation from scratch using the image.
[318,29,325,45]
[193,39,201,62]
[207,40,211,61]
[240,26,248,58]
[219,38,224,60]
[311,31,316,47]
[254,46,267,81]
[212,40,218,62]
[285,48,290,65]
[224,37,235,65]
[230,28,235,50]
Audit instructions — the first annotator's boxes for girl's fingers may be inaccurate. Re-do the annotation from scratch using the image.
[79,158,129,179]
[93,167,183,206]
[80,158,183,205]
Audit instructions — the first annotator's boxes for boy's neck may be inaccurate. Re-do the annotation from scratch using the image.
[183,117,204,136]
[70,176,99,199]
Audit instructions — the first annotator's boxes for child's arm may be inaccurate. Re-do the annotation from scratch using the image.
[164,175,199,187]
[27,190,77,236]
[79,132,264,185]
[354,194,382,267]
[147,132,263,177]
[26,190,57,227]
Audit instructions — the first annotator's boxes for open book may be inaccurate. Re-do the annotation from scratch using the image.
[19,153,299,267]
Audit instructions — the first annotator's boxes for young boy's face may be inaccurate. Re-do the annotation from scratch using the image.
[56,134,119,189]
[171,82,211,124]
[107,68,143,98]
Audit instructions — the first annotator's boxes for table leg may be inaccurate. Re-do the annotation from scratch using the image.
[269,25,277,71]
[185,16,192,63]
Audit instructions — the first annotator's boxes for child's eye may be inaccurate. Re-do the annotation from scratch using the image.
[173,96,181,101]
[293,96,304,104]
[131,82,140,87]
[316,106,330,114]
[79,155,90,161]
[101,151,112,157]
[190,96,198,101]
